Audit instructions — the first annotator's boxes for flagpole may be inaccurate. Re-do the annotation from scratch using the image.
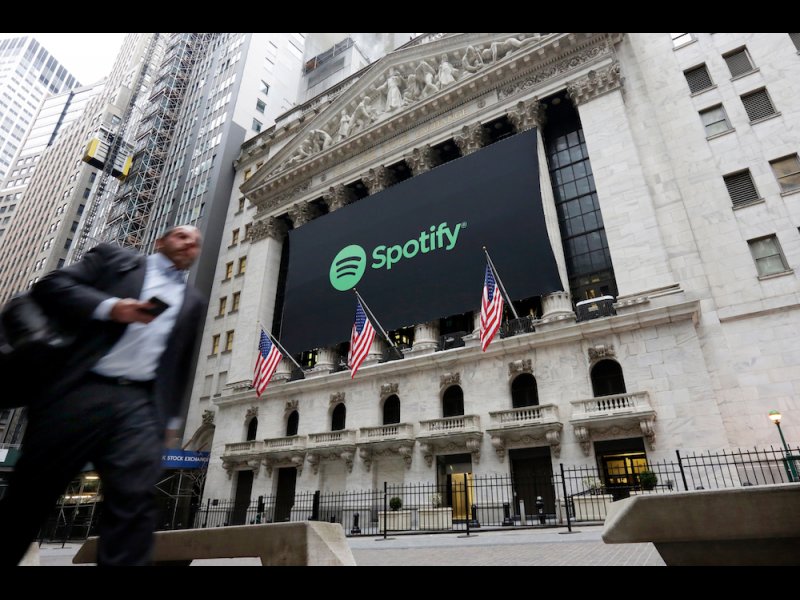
[354,289,402,355]
[260,324,304,372]
[482,247,520,319]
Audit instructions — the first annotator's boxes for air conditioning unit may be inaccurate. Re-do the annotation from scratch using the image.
[575,296,616,322]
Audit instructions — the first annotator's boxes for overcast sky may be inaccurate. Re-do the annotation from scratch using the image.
[1,33,127,84]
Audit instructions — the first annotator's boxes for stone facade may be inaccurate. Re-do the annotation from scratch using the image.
[183,33,800,504]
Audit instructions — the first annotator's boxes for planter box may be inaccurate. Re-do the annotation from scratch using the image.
[559,495,613,522]
[418,507,453,530]
[378,510,412,531]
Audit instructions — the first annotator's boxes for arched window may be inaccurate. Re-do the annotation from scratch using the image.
[442,385,464,418]
[286,410,299,437]
[331,403,346,431]
[511,374,539,408]
[591,360,627,397]
[246,417,258,441]
[383,395,400,425]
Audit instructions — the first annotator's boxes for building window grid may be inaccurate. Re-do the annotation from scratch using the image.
[741,88,777,122]
[724,170,761,207]
[211,334,220,355]
[790,33,800,52]
[700,104,733,137]
[769,154,800,193]
[231,291,240,312]
[224,330,234,352]
[684,64,713,94]
[723,47,755,78]
[748,235,790,277]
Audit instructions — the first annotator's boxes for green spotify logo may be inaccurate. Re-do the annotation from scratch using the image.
[329,222,465,292]
[329,244,367,291]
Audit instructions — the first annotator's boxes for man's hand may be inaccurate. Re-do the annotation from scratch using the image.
[109,298,157,324]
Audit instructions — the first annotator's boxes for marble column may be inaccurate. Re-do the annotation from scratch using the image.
[409,320,439,355]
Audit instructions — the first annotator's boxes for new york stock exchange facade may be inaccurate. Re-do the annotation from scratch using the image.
[183,33,800,523]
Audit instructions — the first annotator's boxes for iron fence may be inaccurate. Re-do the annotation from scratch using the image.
[33,444,800,541]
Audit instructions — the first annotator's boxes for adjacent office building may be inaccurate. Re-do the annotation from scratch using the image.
[183,33,800,523]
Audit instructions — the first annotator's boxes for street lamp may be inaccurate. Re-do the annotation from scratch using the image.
[768,410,797,482]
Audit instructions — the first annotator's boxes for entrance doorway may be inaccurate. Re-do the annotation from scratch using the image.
[274,467,297,522]
[509,447,555,522]
[231,470,253,525]
[436,453,473,520]
[594,438,648,500]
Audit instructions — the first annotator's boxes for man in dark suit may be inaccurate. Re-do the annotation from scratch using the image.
[0,225,205,566]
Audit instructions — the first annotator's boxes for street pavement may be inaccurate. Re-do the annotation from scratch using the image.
[33,525,664,566]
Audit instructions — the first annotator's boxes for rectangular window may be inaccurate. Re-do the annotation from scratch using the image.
[741,88,777,122]
[769,154,800,193]
[218,296,227,316]
[216,371,228,394]
[202,375,213,397]
[723,47,755,78]
[244,223,251,239]
[231,228,239,245]
[790,33,800,52]
[699,104,732,137]
[724,170,760,207]
[224,262,233,280]
[211,334,220,355]
[671,33,693,48]
[260,80,270,95]
[238,197,246,211]
[238,256,247,275]
[252,118,262,133]
[748,235,790,277]
[256,99,266,113]
[231,291,240,312]
[225,330,234,352]
[684,64,713,94]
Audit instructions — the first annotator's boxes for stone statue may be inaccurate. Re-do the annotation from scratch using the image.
[462,45,485,74]
[416,61,439,99]
[336,110,351,142]
[482,35,535,63]
[376,67,404,113]
[437,54,458,86]
[310,129,333,152]
[284,138,313,168]
[349,95,377,135]
[403,73,420,105]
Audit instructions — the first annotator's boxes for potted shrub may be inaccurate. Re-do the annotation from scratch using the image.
[639,470,658,491]
[380,496,411,531]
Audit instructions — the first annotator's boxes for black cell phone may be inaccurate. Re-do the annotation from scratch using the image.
[143,296,170,317]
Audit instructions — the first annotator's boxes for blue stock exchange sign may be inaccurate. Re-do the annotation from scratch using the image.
[162,450,210,470]
[280,129,562,354]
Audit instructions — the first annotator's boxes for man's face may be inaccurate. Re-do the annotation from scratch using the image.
[156,226,202,270]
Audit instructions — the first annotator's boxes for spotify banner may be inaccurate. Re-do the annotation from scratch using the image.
[279,129,562,353]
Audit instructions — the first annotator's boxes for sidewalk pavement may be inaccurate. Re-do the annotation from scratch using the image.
[32,525,664,566]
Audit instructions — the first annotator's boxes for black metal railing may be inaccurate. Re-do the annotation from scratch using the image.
[499,316,537,339]
[34,444,799,542]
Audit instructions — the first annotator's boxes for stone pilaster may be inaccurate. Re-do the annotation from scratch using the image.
[405,144,440,176]
[453,122,489,156]
[362,166,395,195]
[565,62,624,107]
[248,216,287,244]
[507,98,546,132]
[322,184,354,212]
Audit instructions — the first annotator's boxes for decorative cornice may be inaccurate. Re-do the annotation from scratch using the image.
[247,216,287,243]
[245,406,258,420]
[284,399,299,414]
[361,165,395,195]
[380,382,399,397]
[566,61,623,106]
[508,358,533,377]
[330,392,345,405]
[255,180,311,215]
[201,410,215,426]
[453,122,489,156]
[507,98,545,132]
[440,372,461,388]
[588,344,615,362]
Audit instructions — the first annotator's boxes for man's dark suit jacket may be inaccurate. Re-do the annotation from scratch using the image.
[18,243,205,430]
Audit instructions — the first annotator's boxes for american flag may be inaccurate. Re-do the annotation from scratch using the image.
[348,299,376,379]
[253,329,282,397]
[480,263,504,351]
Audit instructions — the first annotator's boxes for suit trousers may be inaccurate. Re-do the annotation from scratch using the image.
[0,375,163,566]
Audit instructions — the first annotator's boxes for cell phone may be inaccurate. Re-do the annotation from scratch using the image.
[143,296,170,317]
